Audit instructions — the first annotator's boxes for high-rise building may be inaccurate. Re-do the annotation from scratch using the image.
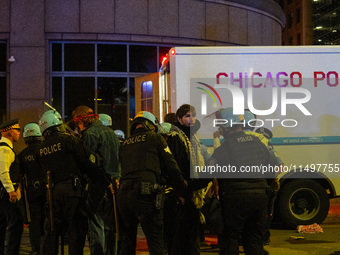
[277,0,313,45]
[277,0,340,45]
[312,0,340,45]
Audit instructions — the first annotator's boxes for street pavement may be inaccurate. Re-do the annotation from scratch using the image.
[18,198,340,254]
[18,223,340,255]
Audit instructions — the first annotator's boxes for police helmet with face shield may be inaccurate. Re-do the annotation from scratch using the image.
[218,107,244,129]
[98,113,112,127]
[131,111,158,132]
[39,110,63,134]
[23,123,42,138]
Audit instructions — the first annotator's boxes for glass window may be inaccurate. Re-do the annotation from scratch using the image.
[129,45,157,73]
[97,44,127,72]
[141,80,153,98]
[0,44,6,72]
[289,36,294,45]
[98,77,128,134]
[64,77,95,120]
[52,77,62,114]
[64,44,95,71]
[0,77,6,123]
[0,43,6,122]
[51,42,175,137]
[288,13,293,28]
[52,43,62,71]
[129,77,135,120]
[296,8,301,24]
[141,81,153,112]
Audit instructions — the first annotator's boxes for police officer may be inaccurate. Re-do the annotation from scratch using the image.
[114,130,125,143]
[243,110,282,245]
[243,110,269,146]
[38,109,109,255]
[18,123,46,255]
[118,111,187,255]
[73,106,120,255]
[98,114,113,128]
[99,113,125,143]
[208,107,275,255]
[0,118,23,255]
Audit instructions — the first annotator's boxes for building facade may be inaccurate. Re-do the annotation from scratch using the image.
[0,0,285,149]
[278,0,340,45]
[312,0,340,45]
[278,0,313,45]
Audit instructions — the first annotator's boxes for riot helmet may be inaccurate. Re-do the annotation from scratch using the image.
[99,114,112,127]
[160,122,172,134]
[218,107,245,129]
[131,111,158,132]
[39,110,63,134]
[114,129,125,140]
[23,123,42,138]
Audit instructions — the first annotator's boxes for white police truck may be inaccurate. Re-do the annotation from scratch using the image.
[157,46,340,228]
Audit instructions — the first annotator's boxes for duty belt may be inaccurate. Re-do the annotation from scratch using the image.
[120,181,162,195]
[28,179,46,189]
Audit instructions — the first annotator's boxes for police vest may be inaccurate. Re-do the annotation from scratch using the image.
[0,142,20,184]
[18,142,45,182]
[217,132,270,190]
[38,135,80,182]
[120,131,162,178]
[223,133,268,168]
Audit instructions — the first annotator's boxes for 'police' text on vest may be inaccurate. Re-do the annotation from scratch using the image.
[123,134,146,146]
[40,143,62,156]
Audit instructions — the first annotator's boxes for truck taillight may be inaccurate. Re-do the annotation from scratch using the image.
[171,49,175,55]
[162,56,167,65]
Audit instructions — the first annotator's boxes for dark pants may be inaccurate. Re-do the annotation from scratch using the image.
[43,183,87,255]
[117,188,164,255]
[219,192,268,255]
[88,193,117,255]
[169,200,200,255]
[0,195,24,255]
[27,186,46,253]
[163,193,178,254]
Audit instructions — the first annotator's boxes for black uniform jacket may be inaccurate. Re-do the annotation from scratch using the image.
[120,127,187,192]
